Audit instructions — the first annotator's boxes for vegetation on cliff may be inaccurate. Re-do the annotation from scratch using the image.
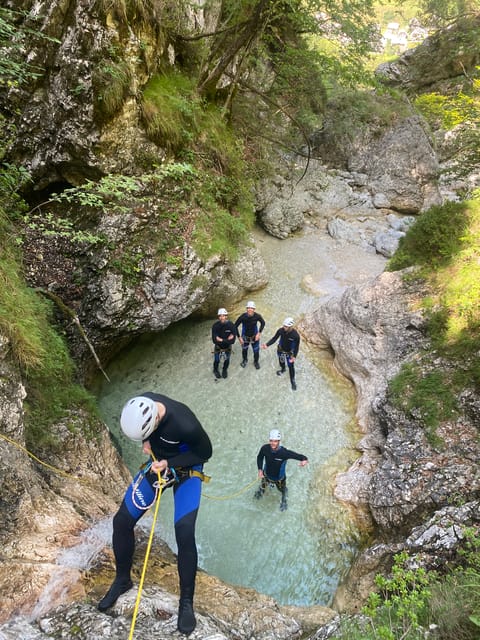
[387,196,480,440]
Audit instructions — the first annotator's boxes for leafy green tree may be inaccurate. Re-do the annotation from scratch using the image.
[176,0,380,104]
[418,0,479,27]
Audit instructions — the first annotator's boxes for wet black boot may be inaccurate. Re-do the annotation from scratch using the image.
[222,363,229,378]
[177,588,196,634]
[98,577,133,612]
[213,364,221,379]
[254,354,260,369]
[280,487,288,511]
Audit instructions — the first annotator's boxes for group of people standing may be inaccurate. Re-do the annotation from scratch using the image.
[211,301,301,391]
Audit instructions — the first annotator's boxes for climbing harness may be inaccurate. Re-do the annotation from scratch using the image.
[278,349,294,365]
[130,464,211,510]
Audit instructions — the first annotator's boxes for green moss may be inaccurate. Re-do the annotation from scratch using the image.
[387,196,480,432]
[142,72,201,151]
[389,362,457,446]
[93,58,132,122]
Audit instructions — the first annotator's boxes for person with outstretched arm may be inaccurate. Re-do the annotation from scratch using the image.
[262,317,300,390]
[254,429,308,511]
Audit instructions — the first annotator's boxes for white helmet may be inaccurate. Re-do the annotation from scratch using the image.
[283,317,294,327]
[269,429,281,441]
[120,396,158,441]
[217,308,228,316]
[246,301,256,309]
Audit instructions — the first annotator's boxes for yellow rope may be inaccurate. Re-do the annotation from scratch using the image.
[0,432,259,500]
[0,431,90,483]
[202,477,259,500]
[128,456,164,640]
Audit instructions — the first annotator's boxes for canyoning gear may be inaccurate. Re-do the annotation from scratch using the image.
[99,392,211,622]
[212,320,236,348]
[246,301,256,309]
[240,359,247,368]
[212,316,235,372]
[98,578,133,612]
[265,327,300,386]
[283,317,294,327]
[120,396,158,441]
[254,361,260,369]
[269,429,282,441]
[234,308,265,368]
[265,328,300,358]
[214,368,221,379]
[257,443,307,484]
[217,308,228,316]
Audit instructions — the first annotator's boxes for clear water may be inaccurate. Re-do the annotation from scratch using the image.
[92,225,385,606]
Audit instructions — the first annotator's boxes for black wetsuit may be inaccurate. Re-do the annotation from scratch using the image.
[234,312,265,364]
[112,392,212,602]
[256,444,307,504]
[211,319,237,375]
[265,327,300,384]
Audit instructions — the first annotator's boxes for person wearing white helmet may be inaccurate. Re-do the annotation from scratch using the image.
[211,307,237,379]
[234,301,266,369]
[98,393,212,635]
[261,317,301,390]
[254,429,308,511]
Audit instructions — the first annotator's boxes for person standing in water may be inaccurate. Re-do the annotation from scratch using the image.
[211,308,237,379]
[262,317,300,390]
[234,301,266,369]
[254,429,308,511]
[98,394,212,635]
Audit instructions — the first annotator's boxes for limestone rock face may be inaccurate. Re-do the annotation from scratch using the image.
[256,114,440,240]
[347,116,441,214]
[301,270,428,431]
[0,333,131,623]
[3,0,213,187]
[301,270,480,611]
